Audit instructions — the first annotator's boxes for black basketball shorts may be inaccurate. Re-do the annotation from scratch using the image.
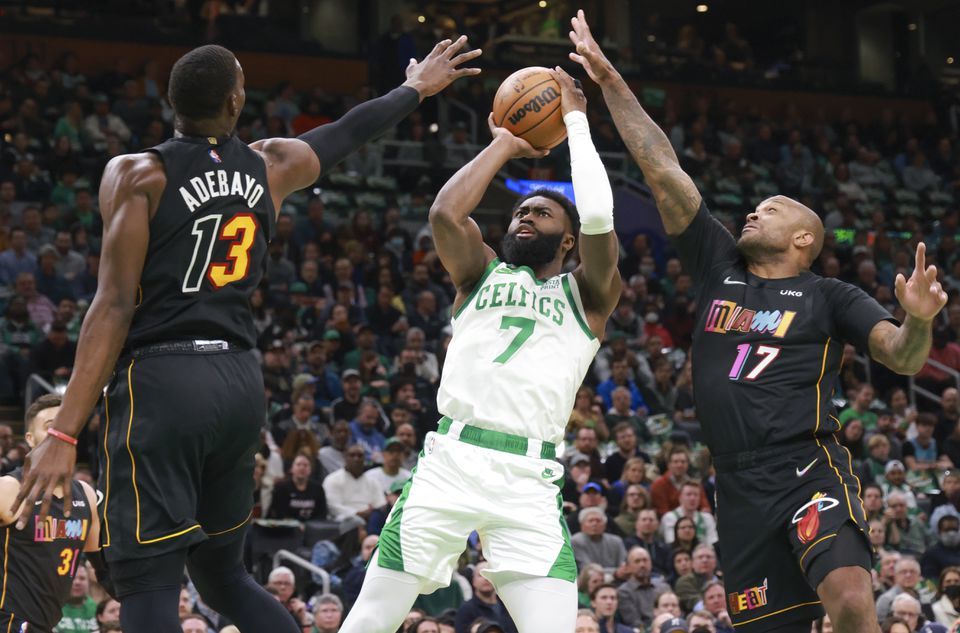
[98,345,263,563]
[713,437,873,633]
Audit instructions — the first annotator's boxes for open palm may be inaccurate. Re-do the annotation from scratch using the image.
[895,242,947,321]
[567,9,616,85]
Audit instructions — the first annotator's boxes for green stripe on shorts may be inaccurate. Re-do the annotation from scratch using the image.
[546,488,576,582]
[376,451,422,572]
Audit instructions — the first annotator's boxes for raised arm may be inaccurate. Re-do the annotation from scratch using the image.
[13,154,157,526]
[550,67,621,334]
[253,36,482,213]
[429,116,546,305]
[869,242,946,374]
[568,10,701,236]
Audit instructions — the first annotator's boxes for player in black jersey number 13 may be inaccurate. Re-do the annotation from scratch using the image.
[13,39,481,633]
[570,10,945,633]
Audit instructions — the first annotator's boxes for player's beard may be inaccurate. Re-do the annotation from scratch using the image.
[736,232,786,264]
[501,229,564,268]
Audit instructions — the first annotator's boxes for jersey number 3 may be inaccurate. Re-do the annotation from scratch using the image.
[58,547,79,577]
[183,213,258,292]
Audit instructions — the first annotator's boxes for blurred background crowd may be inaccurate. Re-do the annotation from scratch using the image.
[3,1,960,632]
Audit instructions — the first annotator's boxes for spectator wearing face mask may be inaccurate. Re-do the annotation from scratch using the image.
[922,516,960,580]
[931,566,960,626]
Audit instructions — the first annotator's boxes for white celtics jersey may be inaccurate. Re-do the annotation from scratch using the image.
[437,258,601,444]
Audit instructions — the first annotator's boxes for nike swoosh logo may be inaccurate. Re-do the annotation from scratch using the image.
[723,276,747,286]
[796,458,818,477]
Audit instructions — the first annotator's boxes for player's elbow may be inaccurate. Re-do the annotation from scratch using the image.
[882,355,925,376]
[90,289,138,325]
[428,202,458,227]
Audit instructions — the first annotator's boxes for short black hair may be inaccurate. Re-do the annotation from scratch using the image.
[511,188,581,237]
[26,394,62,433]
[168,45,237,120]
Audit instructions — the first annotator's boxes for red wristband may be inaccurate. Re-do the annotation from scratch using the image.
[46,428,78,447]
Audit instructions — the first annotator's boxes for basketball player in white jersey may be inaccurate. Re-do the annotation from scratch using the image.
[339,69,621,633]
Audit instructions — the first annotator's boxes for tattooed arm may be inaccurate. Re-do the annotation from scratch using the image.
[869,243,946,374]
[567,10,701,236]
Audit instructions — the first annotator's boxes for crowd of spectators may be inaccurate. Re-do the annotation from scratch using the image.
[5,19,960,633]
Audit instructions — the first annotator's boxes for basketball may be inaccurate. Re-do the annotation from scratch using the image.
[492,66,567,150]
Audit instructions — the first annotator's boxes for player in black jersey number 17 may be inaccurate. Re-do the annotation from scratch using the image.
[13,38,481,633]
[570,9,945,633]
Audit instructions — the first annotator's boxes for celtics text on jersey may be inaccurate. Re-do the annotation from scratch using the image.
[437,259,600,444]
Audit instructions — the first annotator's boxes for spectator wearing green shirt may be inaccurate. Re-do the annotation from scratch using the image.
[51,102,86,153]
[343,325,391,371]
[859,434,892,486]
[840,383,878,431]
[53,566,97,633]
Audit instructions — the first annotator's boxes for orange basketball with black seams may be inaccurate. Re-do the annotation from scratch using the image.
[492,66,567,150]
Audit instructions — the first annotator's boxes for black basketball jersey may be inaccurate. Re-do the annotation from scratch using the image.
[126,135,276,350]
[0,471,92,630]
[673,204,895,456]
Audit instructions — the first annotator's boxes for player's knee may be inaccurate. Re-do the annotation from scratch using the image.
[819,571,875,623]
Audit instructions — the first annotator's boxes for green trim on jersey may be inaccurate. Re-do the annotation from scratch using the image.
[453,258,501,320]
[499,264,549,286]
[437,416,557,458]
[546,487,577,582]
[561,275,596,341]
[375,453,422,573]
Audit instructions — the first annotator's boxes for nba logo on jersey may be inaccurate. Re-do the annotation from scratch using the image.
[208,148,223,164]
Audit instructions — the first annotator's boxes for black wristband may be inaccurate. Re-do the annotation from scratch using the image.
[297,85,420,173]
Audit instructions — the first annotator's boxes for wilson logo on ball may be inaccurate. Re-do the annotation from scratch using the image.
[507,87,561,126]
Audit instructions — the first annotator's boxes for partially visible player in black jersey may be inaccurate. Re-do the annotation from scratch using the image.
[13,40,481,633]
[0,395,100,633]
[569,11,946,633]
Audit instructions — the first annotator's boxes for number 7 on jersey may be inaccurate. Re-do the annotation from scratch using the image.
[494,316,536,363]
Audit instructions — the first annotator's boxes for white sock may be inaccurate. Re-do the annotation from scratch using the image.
[495,574,577,633]
[338,551,429,633]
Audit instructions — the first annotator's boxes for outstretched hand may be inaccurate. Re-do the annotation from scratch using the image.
[567,9,617,85]
[487,113,549,160]
[404,35,482,99]
[895,241,948,321]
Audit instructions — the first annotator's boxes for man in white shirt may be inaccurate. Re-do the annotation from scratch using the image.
[364,438,411,494]
[322,444,386,521]
[660,480,718,545]
[319,420,351,475]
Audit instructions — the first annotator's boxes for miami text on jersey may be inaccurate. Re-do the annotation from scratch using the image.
[704,299,796,338]
[178,169,265,212]
[33,516,89,543]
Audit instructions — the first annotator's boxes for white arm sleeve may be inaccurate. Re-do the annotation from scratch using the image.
[564,110,615,235]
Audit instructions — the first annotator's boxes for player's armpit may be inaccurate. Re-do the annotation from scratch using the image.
[867,317,933,375]
[574,232,622,337]
[0,476,21,526]
[250,137,321,212]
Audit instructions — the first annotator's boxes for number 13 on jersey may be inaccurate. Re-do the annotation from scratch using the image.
[183,212,259,292]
